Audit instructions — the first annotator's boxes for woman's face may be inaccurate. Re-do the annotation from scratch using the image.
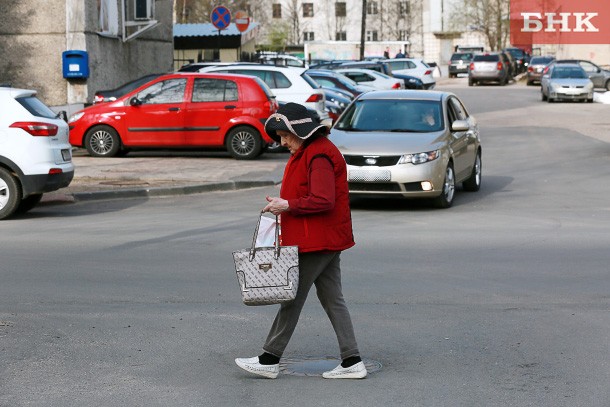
[277,130,304,155]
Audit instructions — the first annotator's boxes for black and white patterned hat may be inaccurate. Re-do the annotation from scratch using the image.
[264,102,327,143]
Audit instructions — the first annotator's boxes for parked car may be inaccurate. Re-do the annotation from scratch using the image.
[448,52,474,78]
[540,64,594,103]
[544,59,610,90]
[395,73,425,89]
[330,90,482,208]
[93,73,164,104]
[384,58,436,89]
[331,60,393,76]
[499,51,517,80]
[69,73,279,159]
[468,53,511,86]
[199,64,328,120]
[334,68,405,90]
[320,87,352,110]
[526,56,555,85]
[503,47,530,74]
[306,69,374,97]
[0,87,74,220]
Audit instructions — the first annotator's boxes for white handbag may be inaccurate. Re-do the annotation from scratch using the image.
[232,213,299,306]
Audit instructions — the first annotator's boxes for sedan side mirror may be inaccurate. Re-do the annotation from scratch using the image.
[129,97,142,106]
[451,120,469,132]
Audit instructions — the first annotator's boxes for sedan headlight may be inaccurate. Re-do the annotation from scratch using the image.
[68,111,85,123]
[398,150,440,165]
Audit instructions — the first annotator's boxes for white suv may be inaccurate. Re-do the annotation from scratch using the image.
[198,64,328,120]
[0,88,74,220]
[385,58,436,89]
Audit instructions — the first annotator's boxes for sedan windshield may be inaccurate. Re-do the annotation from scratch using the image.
[551,67,587,79]
[334,99,443,133]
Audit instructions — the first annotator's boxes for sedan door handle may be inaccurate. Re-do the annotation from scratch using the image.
[168,107,180,112]
[225,105,237,110]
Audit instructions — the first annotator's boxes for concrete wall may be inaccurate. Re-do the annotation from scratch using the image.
[0,0,174,110]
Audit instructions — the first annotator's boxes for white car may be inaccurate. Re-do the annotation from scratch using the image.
[385,58,436,89]
[0,87,74,220]
[334,68,404,90]
[198,64,327,120]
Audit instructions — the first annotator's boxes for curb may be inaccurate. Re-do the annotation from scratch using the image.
[41,180,277,205]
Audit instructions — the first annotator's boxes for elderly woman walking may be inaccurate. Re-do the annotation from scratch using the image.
[235,103,367,380]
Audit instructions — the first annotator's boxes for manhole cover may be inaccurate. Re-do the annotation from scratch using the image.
[279,356,382,377]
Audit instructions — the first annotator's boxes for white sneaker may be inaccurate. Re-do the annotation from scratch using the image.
[322,361,367,379]
[235,357,279,379]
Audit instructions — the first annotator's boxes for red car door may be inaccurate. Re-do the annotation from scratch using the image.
[123,78,187,146]
[183,77,241,146]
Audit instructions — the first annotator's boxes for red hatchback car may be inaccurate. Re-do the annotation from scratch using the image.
[69,73,279,159]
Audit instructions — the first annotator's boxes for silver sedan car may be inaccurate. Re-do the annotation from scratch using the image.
[329,90,482,208]
[540,64,594,103]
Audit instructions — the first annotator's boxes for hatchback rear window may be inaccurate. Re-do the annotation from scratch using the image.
[451,53,473,61]
[16,96,57,119]
[530,57,554,65]
[473,55,500,62]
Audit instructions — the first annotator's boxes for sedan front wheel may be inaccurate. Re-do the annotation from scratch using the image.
[433,163,455,209]
[463,151,482,192]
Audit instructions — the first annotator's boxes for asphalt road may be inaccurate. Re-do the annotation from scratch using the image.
[1,80,610,406]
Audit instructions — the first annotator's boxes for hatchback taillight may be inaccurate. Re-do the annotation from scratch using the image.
[305,94,323,103]
[497,62,503,70]
[392,82,401,89]
[424,70,432,75]
[470,62,475,71]
[528,66,534,72]
[10,122,58,137]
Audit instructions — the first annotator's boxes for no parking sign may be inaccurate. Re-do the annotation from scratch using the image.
[211,5,231,30]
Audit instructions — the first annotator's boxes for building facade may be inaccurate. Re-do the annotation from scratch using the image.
[0,0,174,111]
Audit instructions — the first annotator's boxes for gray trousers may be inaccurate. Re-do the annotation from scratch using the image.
[263,251,361,360]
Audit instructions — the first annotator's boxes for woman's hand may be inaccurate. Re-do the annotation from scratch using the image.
[263,196,289,216]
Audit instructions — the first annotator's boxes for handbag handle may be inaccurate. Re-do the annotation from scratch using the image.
[249,211,280,261]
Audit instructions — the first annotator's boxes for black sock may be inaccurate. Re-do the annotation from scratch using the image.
[258,352,280,365]
[341,356,362,368]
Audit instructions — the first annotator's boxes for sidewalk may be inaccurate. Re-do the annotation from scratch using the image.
[41,149,288,204]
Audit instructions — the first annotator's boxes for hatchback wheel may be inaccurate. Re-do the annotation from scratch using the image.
[85,125,121,157]
[463,152,482,192]
[0,167,22,220]
[226,126,263,160]
[433,163,455,209]
[605,80,610,91]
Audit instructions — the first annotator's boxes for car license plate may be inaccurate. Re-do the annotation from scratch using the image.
[61,149,72,161]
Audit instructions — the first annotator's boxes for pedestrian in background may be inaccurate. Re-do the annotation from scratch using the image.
[395,49,406,58]
[235,103,367,380]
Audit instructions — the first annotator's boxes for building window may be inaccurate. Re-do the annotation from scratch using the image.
[335,31,347,41]
[398,30,408,40]
[367,1,378,15]
[272,4,281,18]
[98,0,119,36]
[303,3,314,17]
[366,30,378,41]
[335,2,346,17]
[399,1,409,16]
[304,31,315,41]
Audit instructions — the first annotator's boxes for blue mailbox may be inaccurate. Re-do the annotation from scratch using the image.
[62,50,89,79]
